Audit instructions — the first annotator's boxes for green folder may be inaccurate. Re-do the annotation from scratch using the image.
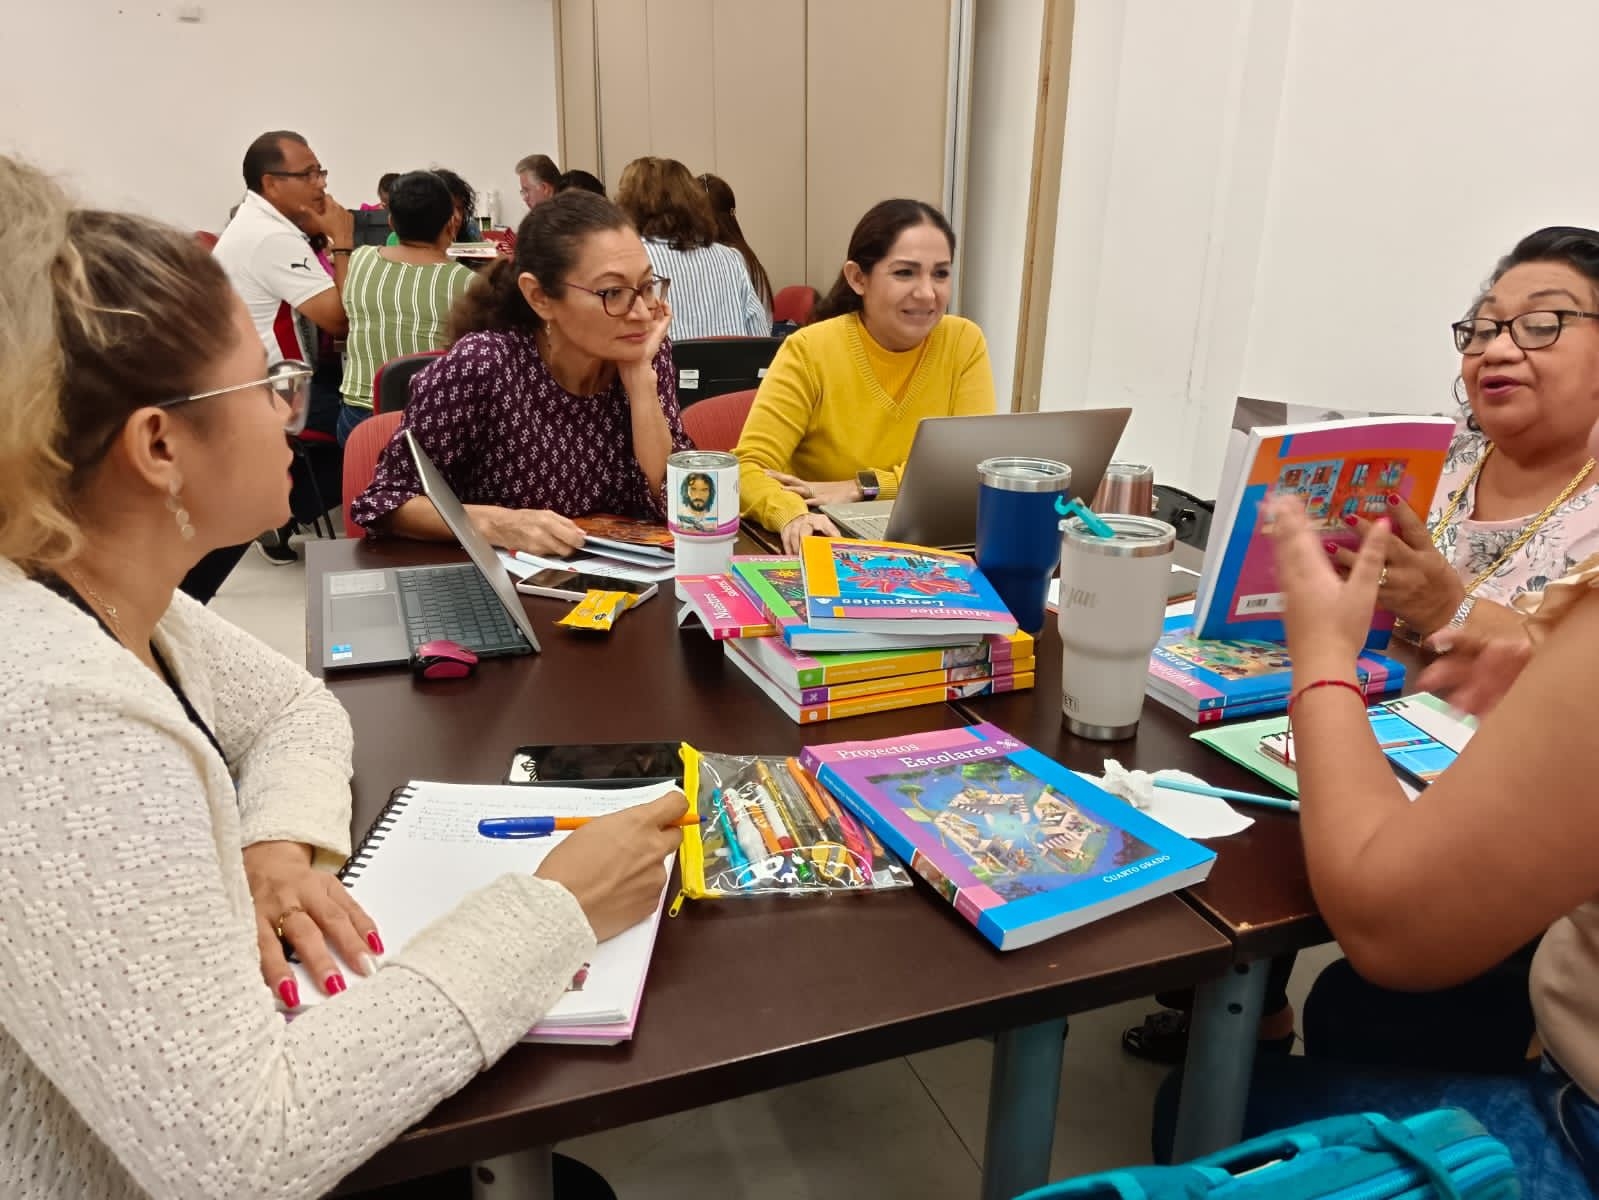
[1191,693,1475,799]
[1191,715,1298,795]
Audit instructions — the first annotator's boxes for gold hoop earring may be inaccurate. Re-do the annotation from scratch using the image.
[166,482,196,541]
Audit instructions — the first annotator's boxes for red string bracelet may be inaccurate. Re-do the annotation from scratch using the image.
[1288,678,1366,718]
[1286,678,1367,752]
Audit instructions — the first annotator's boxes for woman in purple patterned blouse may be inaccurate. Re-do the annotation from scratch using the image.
[350,191,695,555]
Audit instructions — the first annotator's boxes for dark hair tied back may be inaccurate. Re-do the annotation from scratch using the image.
[448,191,632,342]
[1479,225,1599,314]
[814,199,955,323]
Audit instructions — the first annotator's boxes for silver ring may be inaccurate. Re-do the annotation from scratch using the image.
[1377,566,1390,588]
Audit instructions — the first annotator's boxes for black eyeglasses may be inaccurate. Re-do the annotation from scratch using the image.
[157,360,314,435]
[566,277,672,317]
[1451,309,1599,355]
[267,167,329,183]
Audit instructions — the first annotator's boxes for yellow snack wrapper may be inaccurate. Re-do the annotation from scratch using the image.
[557,589,638,632]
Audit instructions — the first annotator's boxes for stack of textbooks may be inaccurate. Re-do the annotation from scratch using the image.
[1147,614,1406,723]
[800,722,1215,949]
[678,541,1033,723]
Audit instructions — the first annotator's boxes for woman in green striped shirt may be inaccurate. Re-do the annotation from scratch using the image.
[337,171,476,444]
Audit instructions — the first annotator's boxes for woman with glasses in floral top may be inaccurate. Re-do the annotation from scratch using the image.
[351,191,694,557]
[1131,227,1599,1080]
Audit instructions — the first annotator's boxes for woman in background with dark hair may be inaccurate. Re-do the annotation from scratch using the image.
[385,168,483,244]
[349,191,693,556]
[734,198,995,553]
[336,170,476,444]
[558,169,607,197]
[616,156,767,340]
[699,172,773,318]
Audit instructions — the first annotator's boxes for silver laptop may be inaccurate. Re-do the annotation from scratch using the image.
[822,408,1133,549]
[322,429,542,670]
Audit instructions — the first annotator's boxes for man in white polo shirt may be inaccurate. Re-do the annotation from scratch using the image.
[213,129,354,563]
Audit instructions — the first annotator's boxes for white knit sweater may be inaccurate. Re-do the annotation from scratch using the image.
[0,563,596,1199]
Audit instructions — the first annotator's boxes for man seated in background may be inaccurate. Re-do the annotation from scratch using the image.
[517,153,560,209]
[211,129,351,565]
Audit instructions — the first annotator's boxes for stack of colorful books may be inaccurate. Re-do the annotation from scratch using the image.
[1147,614,1407,723]
[679,539,1034,723]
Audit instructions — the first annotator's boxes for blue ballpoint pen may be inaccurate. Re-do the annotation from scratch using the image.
[478,813,699,838]
[1154,777,1300,813]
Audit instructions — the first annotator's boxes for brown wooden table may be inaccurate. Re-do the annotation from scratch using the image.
[309,538,1232,1199]
[954,611,1419,1158]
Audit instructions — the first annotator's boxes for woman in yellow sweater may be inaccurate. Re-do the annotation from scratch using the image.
[735,199,996,552]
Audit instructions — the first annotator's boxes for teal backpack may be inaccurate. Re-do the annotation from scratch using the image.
[1015,1109,1518,1200]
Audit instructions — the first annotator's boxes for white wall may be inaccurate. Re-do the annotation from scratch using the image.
[961,0,1043,410]
[1041,0,1599,497]
[0,0,560,233]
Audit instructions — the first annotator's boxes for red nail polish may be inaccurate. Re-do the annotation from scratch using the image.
[278,978,300,1009]
[325,973,347,996]
[1343,515,1359,527]
[1387,493,1402,506]
[1323,540,1339,553]
[366,930,385,955]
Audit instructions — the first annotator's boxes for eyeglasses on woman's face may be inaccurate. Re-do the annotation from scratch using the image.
[157,359,314,435]
[565,276,672,318]
[1451,310,1599,355]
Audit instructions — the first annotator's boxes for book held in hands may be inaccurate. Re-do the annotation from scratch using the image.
[1193,415,1456,646]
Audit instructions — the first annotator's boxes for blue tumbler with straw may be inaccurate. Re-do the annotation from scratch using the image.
[974,457,1073,635]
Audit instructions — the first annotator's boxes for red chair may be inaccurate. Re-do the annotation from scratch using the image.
[372,350,444,415]
[681,388,756,453]
[341,410,405,538]
[772,286,817,326]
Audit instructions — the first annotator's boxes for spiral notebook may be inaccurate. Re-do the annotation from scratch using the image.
[289,779,679,1045]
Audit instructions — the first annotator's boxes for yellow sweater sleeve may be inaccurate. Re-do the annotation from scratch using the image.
[735,335,818,532]
[873,321,998,498]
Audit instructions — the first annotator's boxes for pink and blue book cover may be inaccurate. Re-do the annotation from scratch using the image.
[800,723,1214,950]
[1149,614,1406,713]
[799,538,1017,634]
[1194,418,1455,646]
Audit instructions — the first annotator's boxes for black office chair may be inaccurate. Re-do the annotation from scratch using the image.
[373,350,444,415]
[673,337,783,407]
[1152,484,1215,550]
[351,208,392,248]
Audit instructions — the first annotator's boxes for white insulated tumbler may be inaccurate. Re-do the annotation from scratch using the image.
[1056,514,1176,740]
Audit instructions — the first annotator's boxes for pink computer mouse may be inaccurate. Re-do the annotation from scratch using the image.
[410,639,479,681]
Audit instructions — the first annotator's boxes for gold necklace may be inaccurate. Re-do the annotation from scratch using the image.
[1431,443,1597,597]
[65,567,126,639]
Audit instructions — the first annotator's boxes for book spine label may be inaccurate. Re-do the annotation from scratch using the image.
[792,672,1032,723]
[795,657,1036,706]
[677,575,775,639]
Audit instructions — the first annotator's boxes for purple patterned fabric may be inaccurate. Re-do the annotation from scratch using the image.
[350,328,693,531]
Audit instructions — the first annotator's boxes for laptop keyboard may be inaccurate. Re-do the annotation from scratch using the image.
[396,565,530,657]
[839,513,891,540]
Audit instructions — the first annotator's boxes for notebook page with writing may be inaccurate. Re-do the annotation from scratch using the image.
[289,780,678,1041]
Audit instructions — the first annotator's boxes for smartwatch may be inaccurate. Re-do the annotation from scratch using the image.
[856,470,881,501]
